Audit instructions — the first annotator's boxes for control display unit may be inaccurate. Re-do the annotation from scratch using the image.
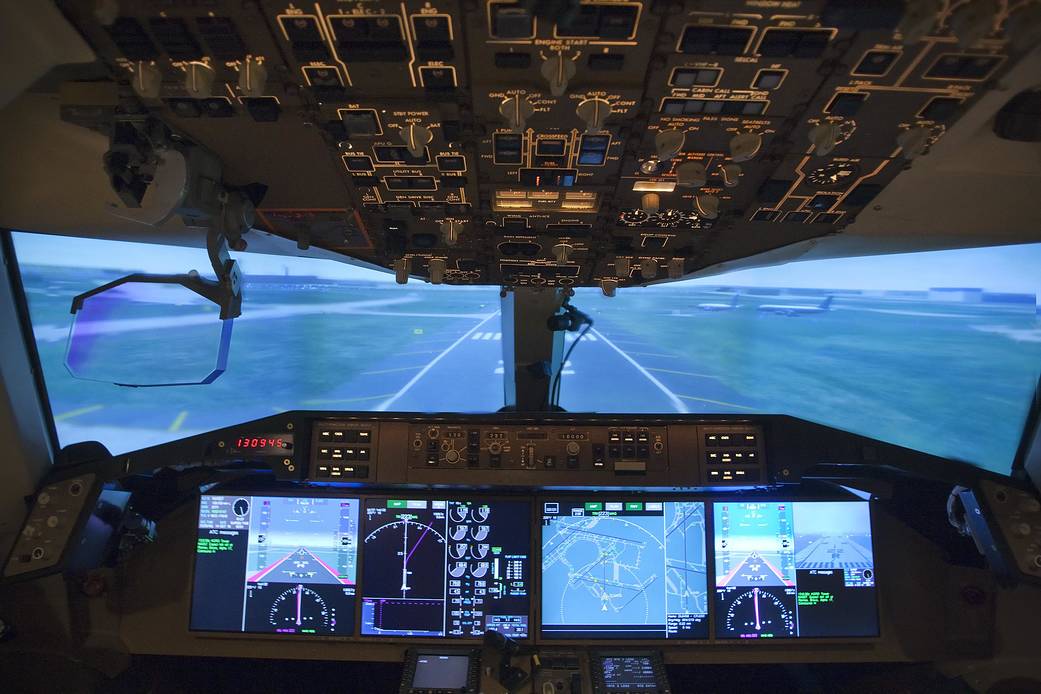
[540,500,708,639]
[190,494,359,635]
[399,648,481,694]
[360,498,531,638]
[713,501,878,639]
[591,651,671,694]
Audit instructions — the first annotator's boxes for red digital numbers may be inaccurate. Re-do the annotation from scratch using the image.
[234,437,284,450]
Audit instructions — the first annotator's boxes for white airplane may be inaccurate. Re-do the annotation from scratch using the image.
[697,293,740,311]
[757,295,835,316]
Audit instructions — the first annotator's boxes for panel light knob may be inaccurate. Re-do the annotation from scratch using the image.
[675,161,707,189]
[600,278,619,297]
[238,57,268,98]
[552,243,574,263]
[897,0,943,44]
[399,124,433,159]
[808,123,842,156]
[132,62,162,99]
[640,258,658,280]
[729,132,763,162]
[540,52,577,97]
[499,95,535,133]
[949,0,999,48]
[394,258,411,284]
[575,98,612,133]
[184,62,215,98]
[428,258,445,285]
[695,194,720,220]
[655,129,686,161]
[721,163,742,188]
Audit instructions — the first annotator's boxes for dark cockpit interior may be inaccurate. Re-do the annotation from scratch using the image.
[1,1,1041,692]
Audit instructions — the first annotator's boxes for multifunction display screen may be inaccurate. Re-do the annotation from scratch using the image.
[540,500,709,639]
[359,498,531,638]
[190,495,359,635]
[713,501,878,638]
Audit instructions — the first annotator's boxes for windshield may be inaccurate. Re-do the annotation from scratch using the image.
[11,232,504,453]
[10,232,1041,474]
[561,244,1041,474]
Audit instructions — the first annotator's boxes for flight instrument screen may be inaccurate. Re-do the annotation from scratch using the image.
[713,501,878,638]
[540,500,709,639]
[190,494,359,635]
[359,498,531,638]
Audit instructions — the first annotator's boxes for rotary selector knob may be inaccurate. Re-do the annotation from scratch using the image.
[729,132,763,162]
[566,441,580,456]
[897,127,931,158]
[614,257,631,278]
[720,163,742,188]
[238,57,267,98]
[488,442,503,455]
[641,193,661,214]
[1013,522,1033,538]
[552,243,574,263]
[897,0,942,44]
[540,52,577,97]
[440,220,461,245]
[394,258,411,284]
[22,525,39,539]
[655,129,686,161]
[675,161,707,189]
[695,194,720,220]
[809,123,842,156]
[428,258,446,285]
[668,257,685,279]
[640,258,658,280]
[133,62,162,99]
[46,515,60,529]
[500,95,535,133]
[949,0,998,48]
[184,62,215,98]
[399,124,433,159]
[576,98,612,133]
[444,449,461,464]
[37,493,51,508]
[600,278,619,297]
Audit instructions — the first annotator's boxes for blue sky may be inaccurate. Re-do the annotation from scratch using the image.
[13,232,1041,294]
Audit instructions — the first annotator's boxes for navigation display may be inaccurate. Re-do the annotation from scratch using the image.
[713,501,878,639]
[540,500,709,639]
[190,494,359,635]
[359,498,531,638]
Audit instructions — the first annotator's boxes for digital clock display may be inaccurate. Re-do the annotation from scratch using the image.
[236,437,286,449]
[226,434,293,455]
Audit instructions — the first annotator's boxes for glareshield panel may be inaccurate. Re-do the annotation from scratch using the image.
[559,244,1041,473]
[66,281,231,386]
[12,232,504,454]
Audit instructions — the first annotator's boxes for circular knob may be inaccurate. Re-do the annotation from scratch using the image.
[897,127,931,158]
[600,278,619,297]
[394,258,411,285]
[720,163,742,188]
[614,257,631,278]
[1013,522,1033,538]
[668,257,685,279]
[133,62,162,99]
[488,442,503,455]
[22,525,38,539]
[566,441,580,456]
[238,57,268,98]
[552,243,574,263]
[640,258,658,280]
[399,124,433,159]
[729,132,763,162]
[1020,498,1041,514]
[641,193,660,214]
[675,161,707,189]
[440,220,461,245]
[654,129,686,160]
[575,98,612,133]
[184,62,215,98]
[428,258,446,285]
[46,515,60,529]
[445,449,460,464]
[809,123,842,156]
[897,0,942,45]
[949,0,998,48]
[37,492,51,507]
[499,95,535,133]
[540,52,577,97]
[695,194,720,220]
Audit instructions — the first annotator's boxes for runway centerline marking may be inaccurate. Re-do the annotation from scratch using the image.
[54,404,104,421]
[590,329,688,414]
[168,410,189,432]
[377,312,501,411]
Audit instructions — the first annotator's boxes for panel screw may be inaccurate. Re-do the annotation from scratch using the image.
[287,423,294,431]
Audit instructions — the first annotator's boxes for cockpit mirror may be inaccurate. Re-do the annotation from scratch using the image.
[66,274,234,387]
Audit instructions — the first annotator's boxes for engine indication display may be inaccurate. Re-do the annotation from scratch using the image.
[540,500,709,640]
[190,494,359,636]
[359,498,530,639]
[713,501,878,639]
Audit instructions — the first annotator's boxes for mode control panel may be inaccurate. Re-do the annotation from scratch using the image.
[407,423,669,475]
[701,425,764,484]
[310,421,380,481]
